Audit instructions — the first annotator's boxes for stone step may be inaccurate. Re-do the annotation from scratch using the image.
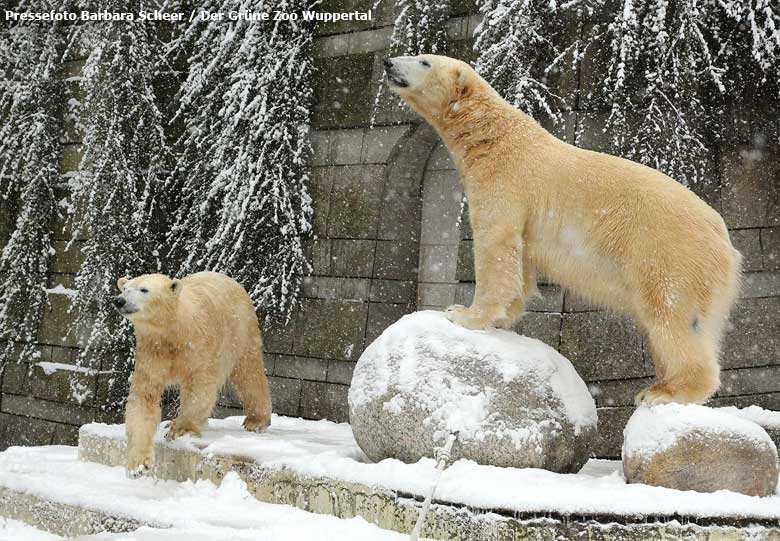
[72,415,780,541]
[0,486,147,538]
[0,444,416,541]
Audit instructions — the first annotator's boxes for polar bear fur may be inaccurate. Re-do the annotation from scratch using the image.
[384,54,741,406]
[114,271,272,476]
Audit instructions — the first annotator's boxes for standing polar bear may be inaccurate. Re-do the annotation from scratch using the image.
[114,271,272,476]
[384,55,741,405]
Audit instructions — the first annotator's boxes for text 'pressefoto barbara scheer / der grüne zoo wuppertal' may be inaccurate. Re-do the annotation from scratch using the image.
[3,8,373,23]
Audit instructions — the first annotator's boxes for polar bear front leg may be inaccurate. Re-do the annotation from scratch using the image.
[447,223,525,330]
[125,377,163,478]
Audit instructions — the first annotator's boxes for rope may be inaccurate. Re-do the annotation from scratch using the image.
[408,432,459,541]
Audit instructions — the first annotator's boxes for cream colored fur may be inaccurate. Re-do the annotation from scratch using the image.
[116,271,272,476]
[386,54,741,406]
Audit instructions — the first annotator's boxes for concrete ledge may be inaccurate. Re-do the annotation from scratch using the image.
[0,487,146,538]
[77,425,780,541]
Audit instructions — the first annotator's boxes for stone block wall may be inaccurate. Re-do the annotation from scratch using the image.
[1,3,778,459]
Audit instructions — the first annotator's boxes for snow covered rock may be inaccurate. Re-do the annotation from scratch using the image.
[348,311,598,473]
[717,405,780,451]
[623,404,779,497]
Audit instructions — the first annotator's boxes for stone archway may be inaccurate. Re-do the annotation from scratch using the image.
[416,140,469,312]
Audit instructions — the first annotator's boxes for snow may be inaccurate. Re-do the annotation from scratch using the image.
[350,311,597,439]
[44,284,78,298]
[0,518,61,541]
[84,414,366,465]
[717,405,780,430]
[36,362,96,376]
[80,414,780,521]
[0,446,405,541]
[624,404,775,456]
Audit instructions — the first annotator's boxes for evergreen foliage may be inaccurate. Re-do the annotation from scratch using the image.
[66,0,171,406]
[0,1,68,365]
[165,0,314,324]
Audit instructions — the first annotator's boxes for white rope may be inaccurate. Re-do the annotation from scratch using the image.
[408,432,459,541]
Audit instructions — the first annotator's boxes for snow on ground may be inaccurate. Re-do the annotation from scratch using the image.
[80,414,780,521]
[0,518,62,541]
[0,446,404,541]
[76,524,393,540]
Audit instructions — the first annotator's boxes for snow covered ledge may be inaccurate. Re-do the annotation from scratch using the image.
[72,415,780,540]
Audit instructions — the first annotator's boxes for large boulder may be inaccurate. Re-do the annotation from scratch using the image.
[348,311,598,473]
[623,404,779,497]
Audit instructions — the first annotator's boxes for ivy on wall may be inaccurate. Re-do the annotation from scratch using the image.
[475,1,578,126]
[387,0,451,56]
[588,0,779,185]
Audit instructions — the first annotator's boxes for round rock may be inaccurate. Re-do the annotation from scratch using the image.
[348,311,598,473]
[623,404,779,497]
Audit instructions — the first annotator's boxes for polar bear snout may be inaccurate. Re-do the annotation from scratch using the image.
[112,294,138,316]
[383,57,408,88]
[384,56,431,90]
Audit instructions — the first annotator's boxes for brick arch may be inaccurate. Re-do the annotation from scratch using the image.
[416,140,468,312]
[372,122,441,317]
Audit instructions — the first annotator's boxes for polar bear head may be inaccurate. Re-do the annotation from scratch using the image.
[383,54,487,121]
[114,273,181,323]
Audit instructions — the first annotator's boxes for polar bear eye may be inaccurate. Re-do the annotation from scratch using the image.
[420,60,431,67]
[139,288,149,293]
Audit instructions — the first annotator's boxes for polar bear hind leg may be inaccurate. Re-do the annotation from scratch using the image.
[231,348,272,433]
[167,374,220,440]
[635,291,738,405]
[635,315,722,405]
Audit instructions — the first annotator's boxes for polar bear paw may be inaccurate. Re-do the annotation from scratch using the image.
[126,449,154,479]
[445,304,491,330]
[165,419,201,441]
[243,416,271,433]
[635,385,679,406]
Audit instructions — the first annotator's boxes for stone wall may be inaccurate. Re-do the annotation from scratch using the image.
[1,2,778,458]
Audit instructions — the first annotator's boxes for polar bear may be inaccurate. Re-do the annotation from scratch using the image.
[384,55,741,406]
[113,271,272,476]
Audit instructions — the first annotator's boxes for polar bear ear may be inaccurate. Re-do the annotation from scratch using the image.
[117,277,129,291]
[170,279,181,295]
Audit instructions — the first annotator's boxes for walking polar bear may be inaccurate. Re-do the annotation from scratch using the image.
[114,271,272,476]
[384,55,741,405]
